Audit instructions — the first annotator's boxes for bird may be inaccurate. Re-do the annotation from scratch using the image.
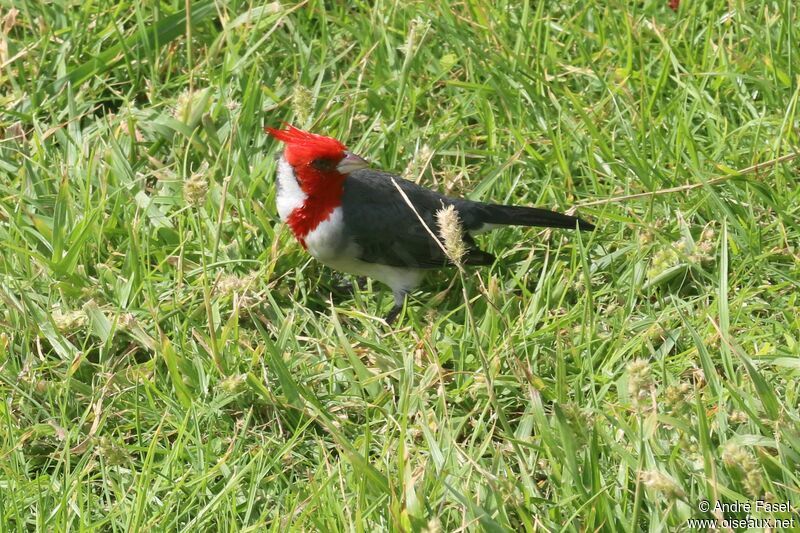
[267,124,595,323]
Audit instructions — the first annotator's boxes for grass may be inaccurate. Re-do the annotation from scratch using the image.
[1,0,799,530]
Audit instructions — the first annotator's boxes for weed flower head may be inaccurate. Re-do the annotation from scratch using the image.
[436,204,465,267]
[184,162,209,206]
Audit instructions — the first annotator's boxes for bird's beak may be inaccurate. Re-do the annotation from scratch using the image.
[337,151,369,174]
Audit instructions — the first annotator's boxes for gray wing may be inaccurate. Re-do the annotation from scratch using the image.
[341,170,495,269]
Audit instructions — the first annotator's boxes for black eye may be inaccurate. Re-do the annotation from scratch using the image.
[311,158,335,171]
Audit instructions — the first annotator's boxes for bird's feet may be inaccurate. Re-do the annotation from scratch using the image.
[329,274,367,296]
[384,290,409,325]
[384,303,403,325]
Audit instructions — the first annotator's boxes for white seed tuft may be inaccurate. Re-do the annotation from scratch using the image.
[436,204,465,267]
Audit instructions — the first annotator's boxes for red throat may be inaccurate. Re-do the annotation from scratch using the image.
[266,124,349,247]
[284,166,346,248]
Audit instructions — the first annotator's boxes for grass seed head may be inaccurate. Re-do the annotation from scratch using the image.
[184,162,209,206]
[627,359,654,403]
[436,204,465,267]
[291,85,313,125]
[640,470,685,500]
[722,443,763,497]
[52,309,87,333]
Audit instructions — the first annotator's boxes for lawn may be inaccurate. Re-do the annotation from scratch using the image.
[1,0,799,530]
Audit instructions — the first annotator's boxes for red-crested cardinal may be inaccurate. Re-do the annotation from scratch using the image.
[267,124,595,323]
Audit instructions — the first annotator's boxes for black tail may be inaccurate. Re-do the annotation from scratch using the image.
[477,204,595,231]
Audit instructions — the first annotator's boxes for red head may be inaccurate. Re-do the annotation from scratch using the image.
[266,124,369,246]
[266,124,368,192]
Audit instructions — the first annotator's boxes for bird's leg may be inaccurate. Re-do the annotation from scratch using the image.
[385,304,403,325]
[385,290,407,325]
[329,273,367,296]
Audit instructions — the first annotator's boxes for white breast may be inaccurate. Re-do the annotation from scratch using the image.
[275,156,307,222]
[305,208,424,295]
[274,156,424,296]
[276,156,344,260]
[304,207,346,261]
